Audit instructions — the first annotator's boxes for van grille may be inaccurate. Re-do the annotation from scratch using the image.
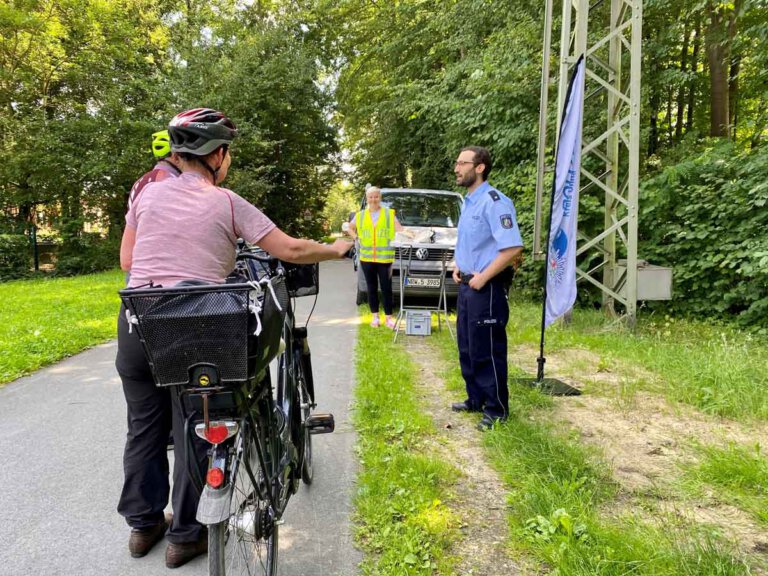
[394,247,454,262]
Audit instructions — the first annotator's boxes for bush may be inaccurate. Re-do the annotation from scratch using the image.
[55,233,120,276]
[0,234,31,281]
[639,141,768,327]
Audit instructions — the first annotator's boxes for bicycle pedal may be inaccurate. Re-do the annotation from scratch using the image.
[305,413,335,435]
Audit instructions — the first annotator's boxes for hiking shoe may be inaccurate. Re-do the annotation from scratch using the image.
[129,513,172,558]
[451,401,482,413]
[166,533,208,569]
[477,415,506,431]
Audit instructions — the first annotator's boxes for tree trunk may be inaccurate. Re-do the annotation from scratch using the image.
[706,6,729,137]
[687,14,701,131]
[648,89,659,156]
[705,0,739,138]
[667,87,675,141]
[730,55,740,139]
[676,20,690,140]
[728,0,742,139]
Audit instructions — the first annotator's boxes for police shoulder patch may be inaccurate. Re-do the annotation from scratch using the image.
[488,189,500,201]
[500,214,513,229]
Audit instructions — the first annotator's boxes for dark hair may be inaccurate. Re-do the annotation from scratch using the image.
[177,144,228,164]
[461,146,492,180]
[178,144,229,180]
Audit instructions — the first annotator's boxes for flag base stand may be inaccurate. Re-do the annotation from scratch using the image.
[511,376,582,396]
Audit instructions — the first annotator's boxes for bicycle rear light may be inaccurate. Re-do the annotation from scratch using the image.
[195,421,238,445]
[206,467,225,488]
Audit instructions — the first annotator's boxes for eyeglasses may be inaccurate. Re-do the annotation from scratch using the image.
[454,160,476,167]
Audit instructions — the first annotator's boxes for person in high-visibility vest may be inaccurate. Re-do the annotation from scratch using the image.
[347,186,403,328]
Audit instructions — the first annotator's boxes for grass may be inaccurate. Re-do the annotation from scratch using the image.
[353,312,460,575]
[430,324,756,575]
[2,271,766,572]
[507,299,768,421]
[0,269,125,384]
[684,441,768,525]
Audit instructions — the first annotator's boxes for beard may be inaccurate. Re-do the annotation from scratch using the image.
[456,171,477,188]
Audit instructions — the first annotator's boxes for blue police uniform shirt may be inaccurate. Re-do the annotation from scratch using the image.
[455,181,523,274]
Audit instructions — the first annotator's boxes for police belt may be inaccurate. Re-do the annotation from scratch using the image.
[460,268,515,286]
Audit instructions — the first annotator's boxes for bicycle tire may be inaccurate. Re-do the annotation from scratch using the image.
[298,351,314,484]
[208,416,279,576]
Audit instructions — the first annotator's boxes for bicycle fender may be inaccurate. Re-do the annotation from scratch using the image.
[196,484,233,525]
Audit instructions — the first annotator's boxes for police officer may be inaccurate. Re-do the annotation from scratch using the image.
[451,146,523,431]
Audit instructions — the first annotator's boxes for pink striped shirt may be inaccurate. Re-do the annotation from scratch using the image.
[126,172,275,287]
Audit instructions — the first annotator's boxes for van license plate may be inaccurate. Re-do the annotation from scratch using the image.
[406,278,441,288]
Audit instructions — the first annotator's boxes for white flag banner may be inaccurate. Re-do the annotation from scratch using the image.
[545,55,586,327]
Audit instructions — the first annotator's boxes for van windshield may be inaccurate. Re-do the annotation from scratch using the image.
[379,192,462,228]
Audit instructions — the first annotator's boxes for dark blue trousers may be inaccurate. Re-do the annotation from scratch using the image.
[115,306,209,544]
[456,278,509,419]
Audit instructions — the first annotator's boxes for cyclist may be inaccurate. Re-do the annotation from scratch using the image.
[126,129,181,211]
[116,108,350,568]
[123,130,181,284]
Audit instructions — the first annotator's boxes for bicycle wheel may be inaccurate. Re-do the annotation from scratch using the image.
[208,419,278,576]
[298,350,314,484]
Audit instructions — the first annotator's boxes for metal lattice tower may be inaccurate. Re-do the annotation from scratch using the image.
[533,0,643,324]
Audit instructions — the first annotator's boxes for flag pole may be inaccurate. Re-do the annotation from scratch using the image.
[536,134,560,382]
[524,54,586,397]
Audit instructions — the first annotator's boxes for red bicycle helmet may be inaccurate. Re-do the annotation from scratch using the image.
[168,108,237,156]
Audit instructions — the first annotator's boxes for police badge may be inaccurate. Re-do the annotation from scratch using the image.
[500,214,513,229]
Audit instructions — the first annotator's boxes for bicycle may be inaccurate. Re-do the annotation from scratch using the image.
[119,245,334,576]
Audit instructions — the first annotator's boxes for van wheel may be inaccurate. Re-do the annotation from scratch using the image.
[356,289,366,306]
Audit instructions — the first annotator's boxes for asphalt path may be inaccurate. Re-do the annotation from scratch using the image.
[0,260,362,576]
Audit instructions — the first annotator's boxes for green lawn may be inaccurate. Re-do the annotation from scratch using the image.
[433,320,756,575]
[353,309,460,575]
[507,300,768,421]
[0,270,125,384]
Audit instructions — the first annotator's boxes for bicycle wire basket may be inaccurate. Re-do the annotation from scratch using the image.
[120,278,288,387]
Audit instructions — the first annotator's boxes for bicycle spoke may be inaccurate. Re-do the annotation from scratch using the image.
[211,431,278,576]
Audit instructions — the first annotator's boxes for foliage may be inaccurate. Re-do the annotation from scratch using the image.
[167,7,340,238]
[640,140,768,327]
[1,0,339,266]
[321,181,358,234]
[0,0,172,245]
[0,234,31,280]
[323,0,543,191]
[55,232,121,276]
[3,0,768,327]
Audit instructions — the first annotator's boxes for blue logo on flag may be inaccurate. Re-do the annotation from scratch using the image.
[547,229,568,286]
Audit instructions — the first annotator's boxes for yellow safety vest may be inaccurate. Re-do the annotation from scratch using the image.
[356,208,396,263]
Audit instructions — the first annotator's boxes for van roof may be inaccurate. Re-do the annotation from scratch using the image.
[379,187,462,198]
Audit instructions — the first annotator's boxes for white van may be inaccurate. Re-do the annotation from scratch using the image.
[353,188,463,305]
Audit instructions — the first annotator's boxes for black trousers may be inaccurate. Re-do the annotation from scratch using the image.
[115,306,209,544]
[360,261,394,315]
[456,278,509,419]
